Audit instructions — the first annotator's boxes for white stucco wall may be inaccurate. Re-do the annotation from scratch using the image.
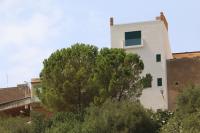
[111,20,172,110]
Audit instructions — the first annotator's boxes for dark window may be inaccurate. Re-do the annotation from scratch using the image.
[125,31,141,46]
[156,54,161,62]
[157,78,162,86]
[175,82,179,86]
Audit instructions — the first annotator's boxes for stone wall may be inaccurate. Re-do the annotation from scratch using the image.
[167,57,200,110]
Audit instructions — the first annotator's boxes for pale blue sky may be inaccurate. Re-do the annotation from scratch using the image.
[0,0,200,87]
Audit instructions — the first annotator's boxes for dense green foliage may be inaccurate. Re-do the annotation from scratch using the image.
[82,100,158,133]
[2,86,200,133]
[39,43,151,112]
[31,112,47,133]
[0,116,32,133]
[94,48,151,104]
[40,44,98,112]
[161,85,200,133]
[160,115,182,133]
[176,85,200,114]
[44,112,81,133]
[151,110,173,130]
[22,101,159,133]
[0,112,81,133]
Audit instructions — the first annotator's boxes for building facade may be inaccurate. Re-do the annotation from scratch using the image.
[110,12,173,110]
[167,52,200,110]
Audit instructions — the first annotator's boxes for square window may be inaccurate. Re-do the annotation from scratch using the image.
[125,31,141,46]
[157,78,162,86]
[156,54,161,62]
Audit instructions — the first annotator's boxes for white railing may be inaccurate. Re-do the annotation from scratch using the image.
[123,39,144,49]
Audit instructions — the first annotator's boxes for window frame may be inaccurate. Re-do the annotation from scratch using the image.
[124,31,142,47]
[156,54,161,62]
[157,78,162,86]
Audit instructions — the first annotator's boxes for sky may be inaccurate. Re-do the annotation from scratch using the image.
[0,0,200,87]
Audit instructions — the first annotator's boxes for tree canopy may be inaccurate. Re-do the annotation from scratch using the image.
[40,44,98,112]
[39,43,151,112]
[94,48,151,104]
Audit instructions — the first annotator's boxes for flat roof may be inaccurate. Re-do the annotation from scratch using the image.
[173,51,200,59]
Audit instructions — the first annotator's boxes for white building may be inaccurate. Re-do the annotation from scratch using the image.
[110,12,173,110]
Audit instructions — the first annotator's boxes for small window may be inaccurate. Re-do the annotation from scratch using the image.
[157,78,162,86]
[175,82,179,86]
[125,31,141,46]
[156,54,161,62]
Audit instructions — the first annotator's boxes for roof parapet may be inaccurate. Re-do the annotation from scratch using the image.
[110,17,114,26]
[156,12,168,31]
[31,78,41,84]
